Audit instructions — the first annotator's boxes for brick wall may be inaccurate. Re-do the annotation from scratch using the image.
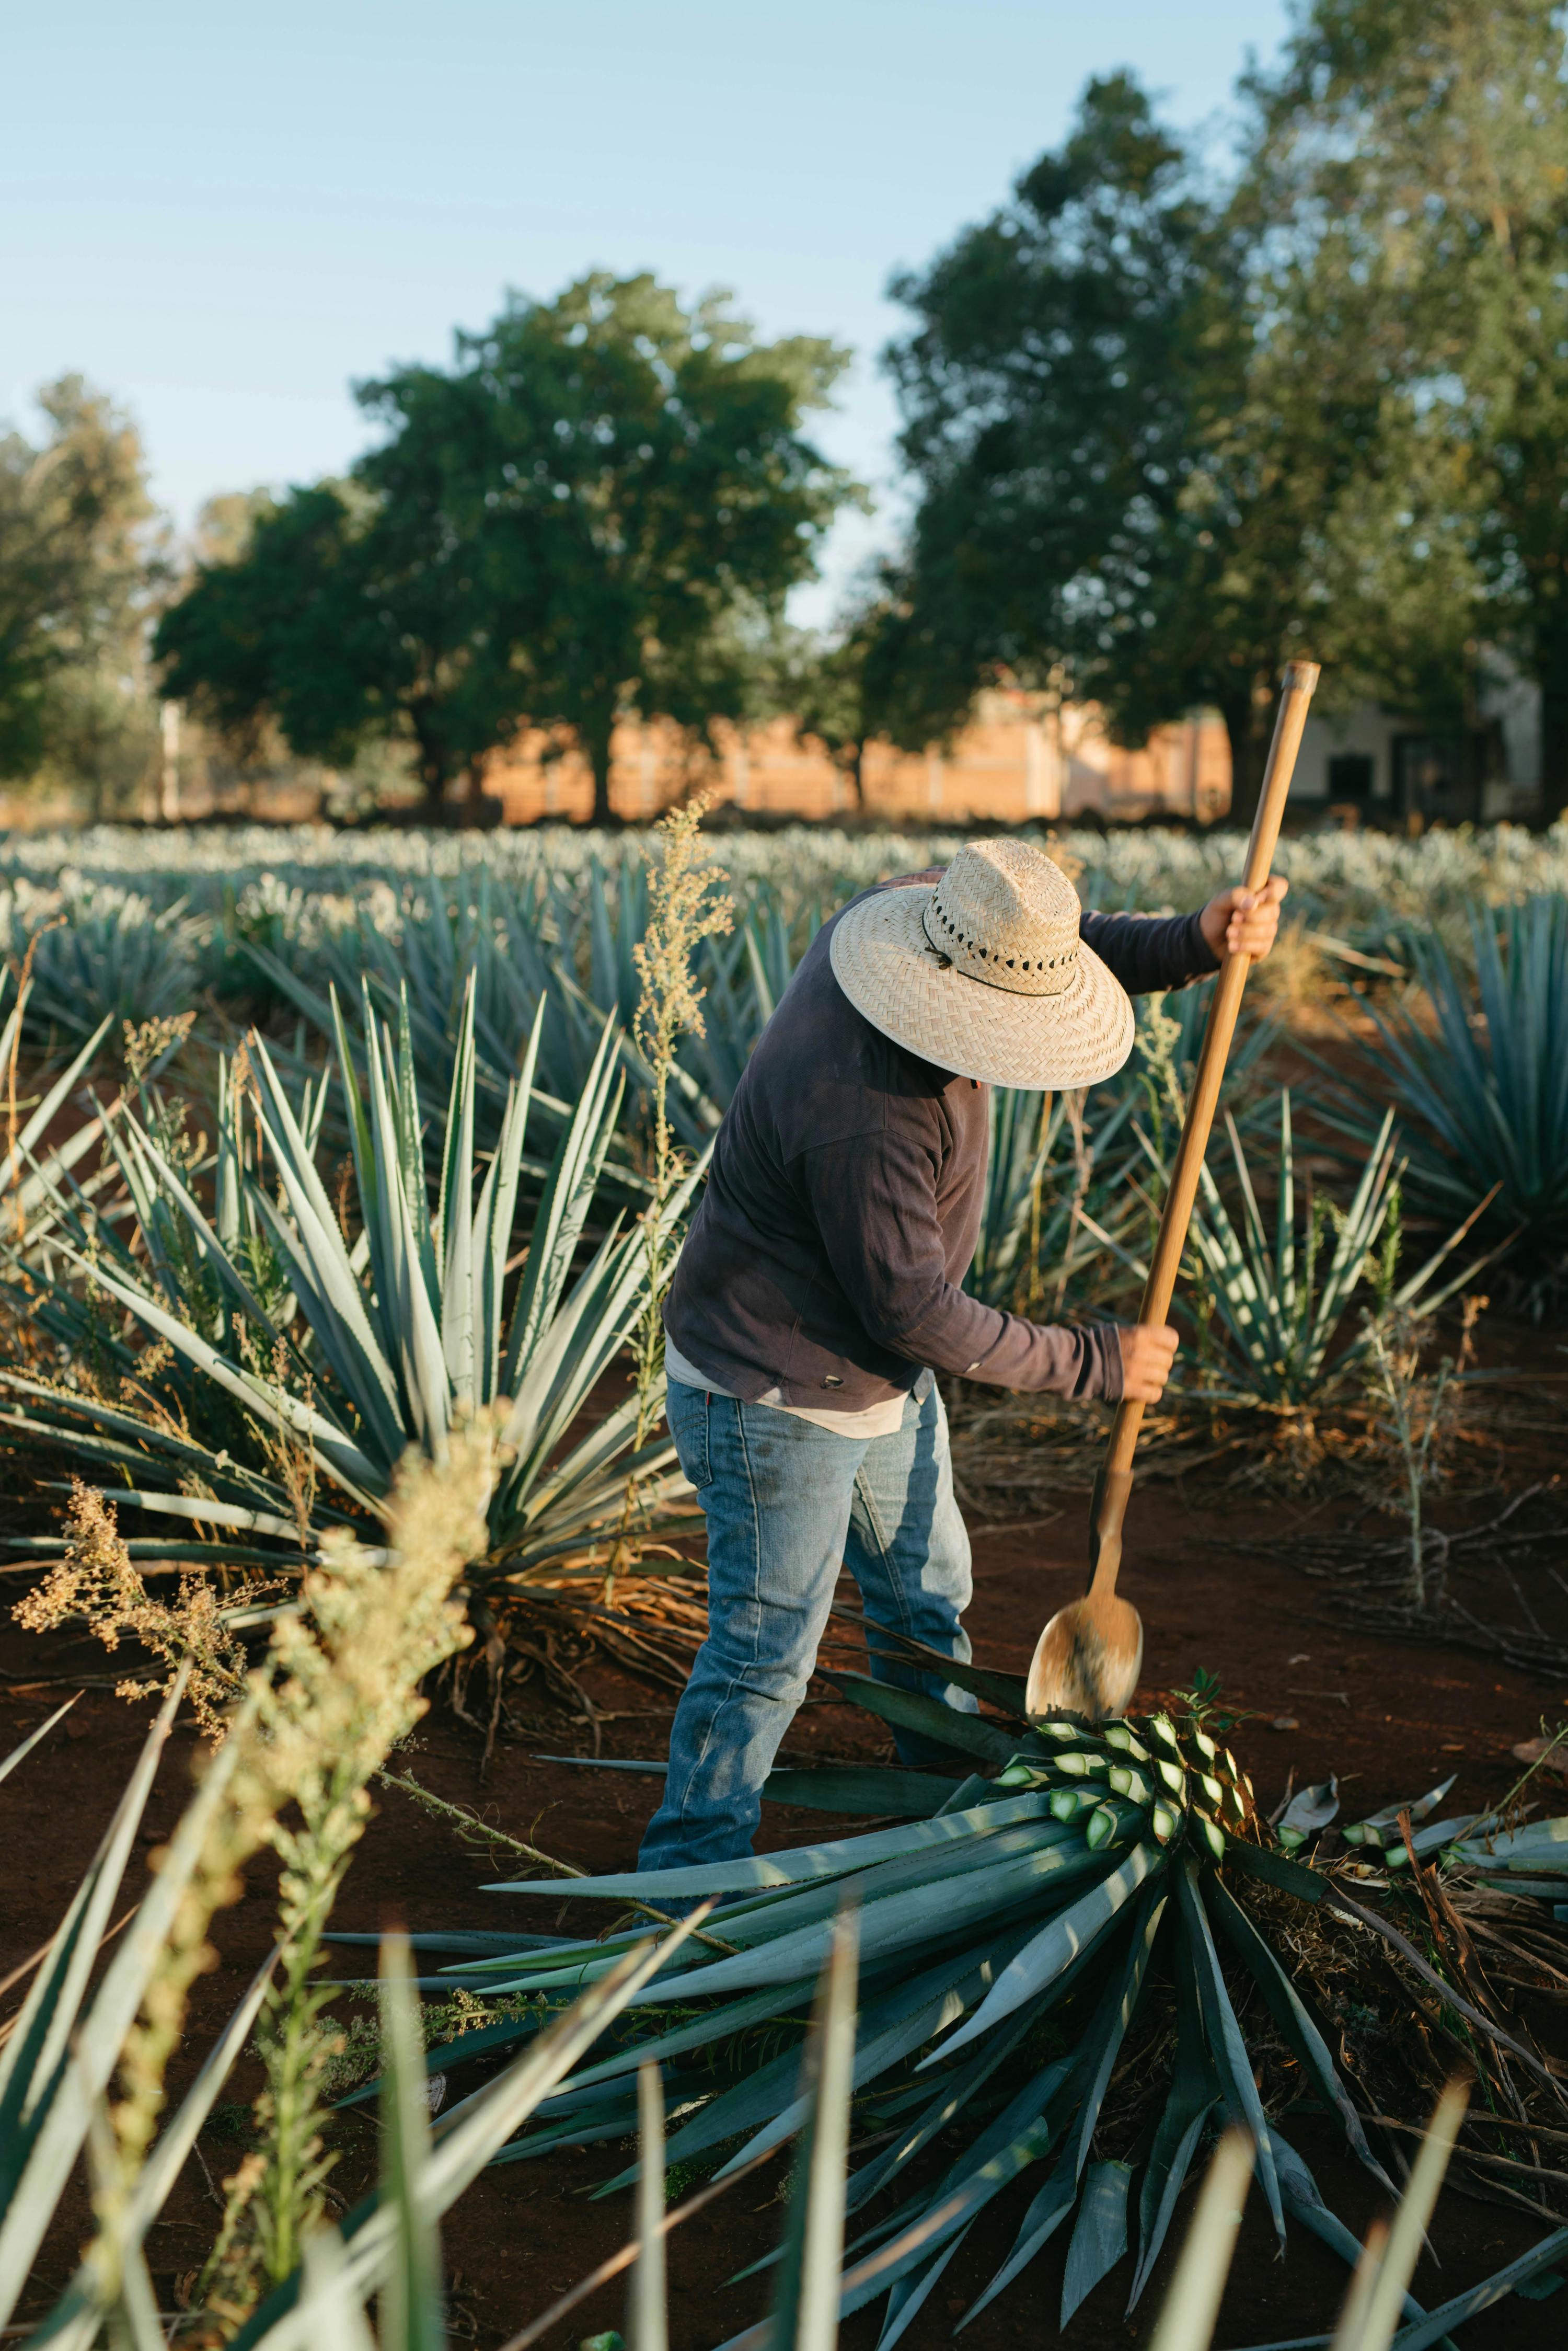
[484,692,1233,825]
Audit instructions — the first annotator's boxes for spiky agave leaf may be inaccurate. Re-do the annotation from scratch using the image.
[0,1666,265,2330]
[0,958,117,1255]
[227,1924,708,2351]
[1315,893,1568,1295]
[0,1688,289,2351]
[249,856,731,1172]
[10,887,202,1050]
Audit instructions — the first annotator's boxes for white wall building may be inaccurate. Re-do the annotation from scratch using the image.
[1289,670,1539,822]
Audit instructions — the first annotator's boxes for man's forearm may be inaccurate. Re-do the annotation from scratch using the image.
[1080,907,1218,996]
[875,1283,1124,1401]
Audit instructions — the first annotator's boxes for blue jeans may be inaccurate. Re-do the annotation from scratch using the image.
[637,1376,977,1871]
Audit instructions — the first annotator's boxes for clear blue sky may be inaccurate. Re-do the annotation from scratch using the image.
[3,0,1291,618]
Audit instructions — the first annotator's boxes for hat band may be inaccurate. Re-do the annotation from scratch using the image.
[922,894,1079,999]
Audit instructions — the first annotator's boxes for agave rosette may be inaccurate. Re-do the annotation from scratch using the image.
[1317,893,1568,1294]
[379,1662,1568,2341]
[0,976,700,1589]
[248,855,811,1177]
[1166,1091,1498,1412]
[384,1670,1472,2341]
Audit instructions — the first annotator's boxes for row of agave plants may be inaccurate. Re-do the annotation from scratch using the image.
[0,858,1547,1484]
[12,812,1568,1270]
[0,955,1501,1627]
[9,808,1568,938]
[5,822,1568,1296]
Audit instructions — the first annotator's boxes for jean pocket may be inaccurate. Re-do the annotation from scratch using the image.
[667,1381,713,1490]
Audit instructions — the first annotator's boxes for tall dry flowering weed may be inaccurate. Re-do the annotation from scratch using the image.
[626,793,732,1451]
[195,1419,490,2328]
[599,796,733,1596]
[1362,1294,1486,1609]
[123,1010,197,1089]
[14,1478,251,1734]
[22,1429,495,2339]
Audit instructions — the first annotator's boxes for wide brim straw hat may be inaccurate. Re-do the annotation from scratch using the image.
[828,839,1135,1090]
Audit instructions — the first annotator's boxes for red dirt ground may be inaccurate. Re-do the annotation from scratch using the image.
[4,1395,1566,2349]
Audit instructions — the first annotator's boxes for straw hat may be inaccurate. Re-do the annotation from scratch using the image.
[828,840,1135,1090]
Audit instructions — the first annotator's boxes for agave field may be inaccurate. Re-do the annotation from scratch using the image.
[3,813,1568,2347]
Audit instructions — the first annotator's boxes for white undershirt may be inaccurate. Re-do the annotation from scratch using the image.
[663,1336,909,1440]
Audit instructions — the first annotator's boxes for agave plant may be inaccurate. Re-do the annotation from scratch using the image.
[0,964,115,1255]
[1,885,203,1052]
[1172,1094,1495,1411]
[368,1687,1516,2338]
[0,1635,719,2351]
[0,1030,338,1519]
[211,1912,857,2351]
[964,1086,1140,1317]
[1320,893,1568,1300]
[220,1926,701,2351]
[383,1662,1568,2344]
[962,985,1279,1327]
[0,980,697,1590]
[0,1672,276,2337]
[250,857,731,1164]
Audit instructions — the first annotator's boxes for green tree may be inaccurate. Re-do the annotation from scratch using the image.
[764,588,954,807]
[157,479,518,812]
[1248,0,1568,818]
[884,79,1233,782]
[158,275,854,822]
[0,377,159,807]
[883,73,1427,820]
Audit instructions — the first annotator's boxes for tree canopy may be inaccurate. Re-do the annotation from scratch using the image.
[1246,0,1568,813]
[883,72,1389,818]
[885,10,1568,820]
[0,377,159,806]
[157,274,854,820]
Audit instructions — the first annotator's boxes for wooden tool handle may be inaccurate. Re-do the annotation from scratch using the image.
[1088,660,1319,1590]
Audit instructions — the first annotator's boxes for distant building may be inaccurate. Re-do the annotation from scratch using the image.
[485,690,1233,826]
[486,676,1544,829]
[1292,672,1537,824]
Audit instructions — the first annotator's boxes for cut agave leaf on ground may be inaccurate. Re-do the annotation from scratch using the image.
[1276,1777,1340,1849]
[1126,1952,1221,2310]
[1343,1775,1458,1845]
[480,1788,1065,1903]
[760,1767,963,1817]
[817,1672,1019,1764]
[0,1692,80,1785]
[526,1756,964,1818]
[1207,1880,1391,2189]
[1271,2134,1431,2330]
